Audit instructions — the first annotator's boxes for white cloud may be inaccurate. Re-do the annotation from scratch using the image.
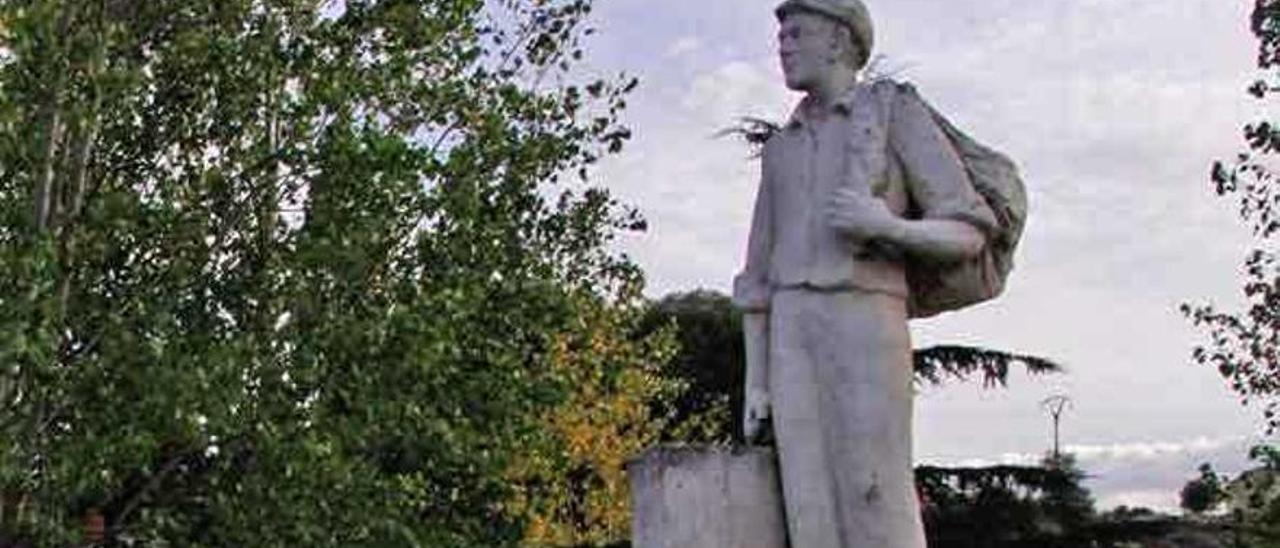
[680,59,791,125]
[1099,490,1184,513]
[665,36,703,59]
[920,435,1261,511]
[921,437,1246,469]
[602,57,794,295]
[1068,437,1243,462]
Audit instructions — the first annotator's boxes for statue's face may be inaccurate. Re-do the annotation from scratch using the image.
[777,11,840,92]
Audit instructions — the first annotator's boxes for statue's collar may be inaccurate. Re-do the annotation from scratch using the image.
[786,82,865,129]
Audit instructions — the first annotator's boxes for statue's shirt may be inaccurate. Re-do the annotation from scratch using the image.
[734,81,996,311]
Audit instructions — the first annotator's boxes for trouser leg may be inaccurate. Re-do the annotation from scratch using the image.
[770,290,843,547]
[769,290,926,548]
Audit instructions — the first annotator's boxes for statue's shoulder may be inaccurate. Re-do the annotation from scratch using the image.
[868,77,907,93]
[865,77,920,108]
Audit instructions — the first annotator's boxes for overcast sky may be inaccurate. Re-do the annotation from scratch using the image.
[576,0,1272,510]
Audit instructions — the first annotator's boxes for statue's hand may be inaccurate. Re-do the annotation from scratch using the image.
[743,387,772,445]
[826,188,899,242]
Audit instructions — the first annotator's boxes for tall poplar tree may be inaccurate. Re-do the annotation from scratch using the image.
[0,1,667,545]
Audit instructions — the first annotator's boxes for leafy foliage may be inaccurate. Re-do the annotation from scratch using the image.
[1183,0,1280,434]
[0,0,664,546]
[715,117,781,158]
[1186,446,1280,546]
[639,290,741,444]
[919,456,1121,548]
[506,293,678,547]
[914,345,1062,388]
[1181,463,1228,515]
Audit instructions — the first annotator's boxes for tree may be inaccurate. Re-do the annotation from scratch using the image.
[1036,454,1096,540]
[0,1,663,546]
[918,454,1185,548]
[1183,447,1280,546]
[1182,463,1228,516]
[917,455,1102,548]
[639,290,741,443]
[505,294,678,547]
[1183,0,1280,433]
[643,289,1063,444]
[913,345,1063,389]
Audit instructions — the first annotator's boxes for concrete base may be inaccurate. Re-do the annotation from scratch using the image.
[627,445,787,548]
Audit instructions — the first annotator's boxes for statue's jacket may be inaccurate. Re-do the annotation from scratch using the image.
[733,80,998,312]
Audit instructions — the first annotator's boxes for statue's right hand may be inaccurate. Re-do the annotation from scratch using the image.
[826,188,899,242]
[743,388,772,444]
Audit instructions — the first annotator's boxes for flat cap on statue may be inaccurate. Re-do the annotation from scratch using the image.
[775,0,874,67]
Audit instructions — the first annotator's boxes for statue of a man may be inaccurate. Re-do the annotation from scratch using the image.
[734,0,1003,545]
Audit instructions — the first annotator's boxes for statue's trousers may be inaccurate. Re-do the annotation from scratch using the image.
[769,288,927,548]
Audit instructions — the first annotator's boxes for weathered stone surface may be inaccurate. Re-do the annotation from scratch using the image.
[725,1,1025,546]
[627,445,787,548]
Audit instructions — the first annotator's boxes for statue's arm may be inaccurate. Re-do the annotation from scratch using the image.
[876,86,998,263]
[870,211,985,262]
[740,313,770,444]
[733,163,774,313]
[734,163,773,444]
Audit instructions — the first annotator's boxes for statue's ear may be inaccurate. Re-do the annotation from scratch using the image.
[831,24,861,68]
[825,26,846,64]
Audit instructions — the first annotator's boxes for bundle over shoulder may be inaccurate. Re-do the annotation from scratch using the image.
[878,80,1029,318]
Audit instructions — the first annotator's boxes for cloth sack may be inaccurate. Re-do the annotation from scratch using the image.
[872,81,1028,318]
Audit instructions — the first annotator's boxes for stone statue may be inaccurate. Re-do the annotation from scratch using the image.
[733,0,1026,546]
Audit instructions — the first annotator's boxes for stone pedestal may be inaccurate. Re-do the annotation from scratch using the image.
[627,445,787,548]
